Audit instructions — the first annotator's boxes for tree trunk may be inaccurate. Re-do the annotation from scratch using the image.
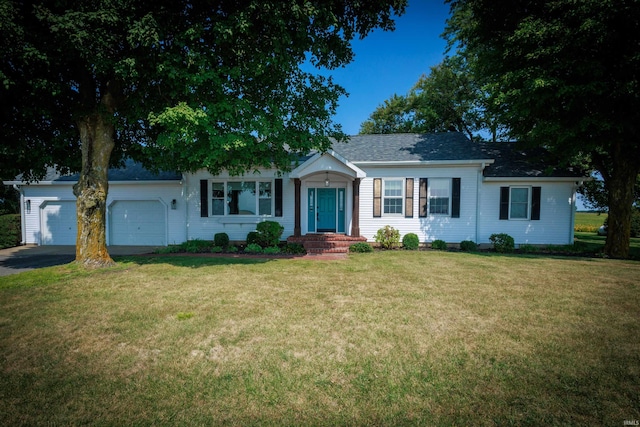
[72,112,115,267]
[603,143,640,259]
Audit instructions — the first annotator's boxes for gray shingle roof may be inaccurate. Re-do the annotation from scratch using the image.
[331,133,582,178]
[42,159,182,182]
[332,133,492,162]
[479,142,582,178]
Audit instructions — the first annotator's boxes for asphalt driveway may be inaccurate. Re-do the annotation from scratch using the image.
[0,245,156,277]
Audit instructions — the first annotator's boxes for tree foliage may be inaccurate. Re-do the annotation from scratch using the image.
[446,0,640,258]
[360,55,504,140]
[1,0,407,266]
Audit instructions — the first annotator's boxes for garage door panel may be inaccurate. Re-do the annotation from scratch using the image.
[41,201,77,245]
[110,201,166,246]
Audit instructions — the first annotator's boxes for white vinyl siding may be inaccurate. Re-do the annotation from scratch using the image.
[479,182,575,245]
[358,166,479,244]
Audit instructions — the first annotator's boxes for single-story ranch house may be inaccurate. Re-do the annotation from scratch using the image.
[5,133,586,249]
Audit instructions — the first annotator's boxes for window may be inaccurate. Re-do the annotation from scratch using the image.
[210,181,272,216]
[383,179,403,214]
[500,186,540,220]
[510,187,529,219]
[429,179,450,215]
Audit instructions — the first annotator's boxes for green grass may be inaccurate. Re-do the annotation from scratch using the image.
[575,211,608,232]
[1,252,639,426]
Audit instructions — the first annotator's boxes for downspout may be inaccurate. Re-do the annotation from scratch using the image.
[13,184,26,245]
[183,174,189,243]
[475,163,486,244]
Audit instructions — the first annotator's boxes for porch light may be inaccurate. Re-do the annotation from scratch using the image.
[25,199,31,214]
[171,199,177,210]
[324,172,330,187]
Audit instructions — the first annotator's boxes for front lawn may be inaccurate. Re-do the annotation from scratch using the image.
[1,252,638,426]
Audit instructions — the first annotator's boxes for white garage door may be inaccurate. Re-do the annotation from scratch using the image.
[110,200,166,246]
[41,201,77,245]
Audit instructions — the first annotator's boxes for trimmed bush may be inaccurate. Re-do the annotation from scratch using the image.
[349,242,374,253]
[183,239,212,253]
[374,225,400,250]
[431,239,447,250]
[402,233,420,250]
[246,231,260,246]
[519,244,538,254]
[459,240,478,252]
[263,246,282,255]
[489,233,515,253]
[254,221,284,247]
[226,245,239,253]
[244,243,263,254]
[214,232,230,248]
[210,246,224,253]
[0,214,21,249]
[284,243,307,255]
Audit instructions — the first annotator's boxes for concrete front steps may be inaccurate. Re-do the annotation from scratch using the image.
[287,234,368,257]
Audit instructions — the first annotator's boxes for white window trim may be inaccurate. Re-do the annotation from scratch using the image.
[428,178,451,216]
[382,178,404,216]
[509,186,531,220]
[210,179,274,217]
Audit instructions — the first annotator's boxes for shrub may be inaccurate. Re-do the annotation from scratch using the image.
[284,243,307,255]
[183,239,212,253]
[214,232,230,248]
[154,245,182,254]
[246,231,260,246]
[374,225,400,250]
[402,233,420,250]
[263,246,282,255]
[226,245,239,253]
[0,214,21,249]
[254,221,284,247]
[349,242,374,253]
[459,240,478,252]
[489,233,515,253]
[431,239,447,250]
[210,246,223,253]
[518,244,539,254]
[244,243,263,254]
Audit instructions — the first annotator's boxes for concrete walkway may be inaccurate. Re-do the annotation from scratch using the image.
[0,245,156,277]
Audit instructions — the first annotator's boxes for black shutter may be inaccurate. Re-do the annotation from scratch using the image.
[531,186,541,220]
[419,178,428,217]
[275,178,283,217]
[451,178,461,218]
[373,178,382,217]
[200,180,208,217]
[405,178,414,218]
[499,186,509,220]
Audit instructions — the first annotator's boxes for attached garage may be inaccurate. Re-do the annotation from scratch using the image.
[109,200,167,246]
[40,200,77,245]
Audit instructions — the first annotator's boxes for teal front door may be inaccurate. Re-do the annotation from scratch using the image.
[317,188,337,232]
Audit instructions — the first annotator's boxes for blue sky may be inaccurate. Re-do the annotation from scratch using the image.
[319,1,451,135]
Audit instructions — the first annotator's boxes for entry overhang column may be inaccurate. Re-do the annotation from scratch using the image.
[351,178,361,237]
[294,178,301,236]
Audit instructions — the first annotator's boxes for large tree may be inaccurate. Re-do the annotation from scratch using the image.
[1,0,406,267]
[446,0,640,258]
[360,55,504,140]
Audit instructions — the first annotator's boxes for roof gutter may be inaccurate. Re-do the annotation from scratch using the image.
[352,159,495,167]
[483,176,591,182]
[3,180,183,186]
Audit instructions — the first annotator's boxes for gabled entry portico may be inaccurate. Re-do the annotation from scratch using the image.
[289,150,366,238]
